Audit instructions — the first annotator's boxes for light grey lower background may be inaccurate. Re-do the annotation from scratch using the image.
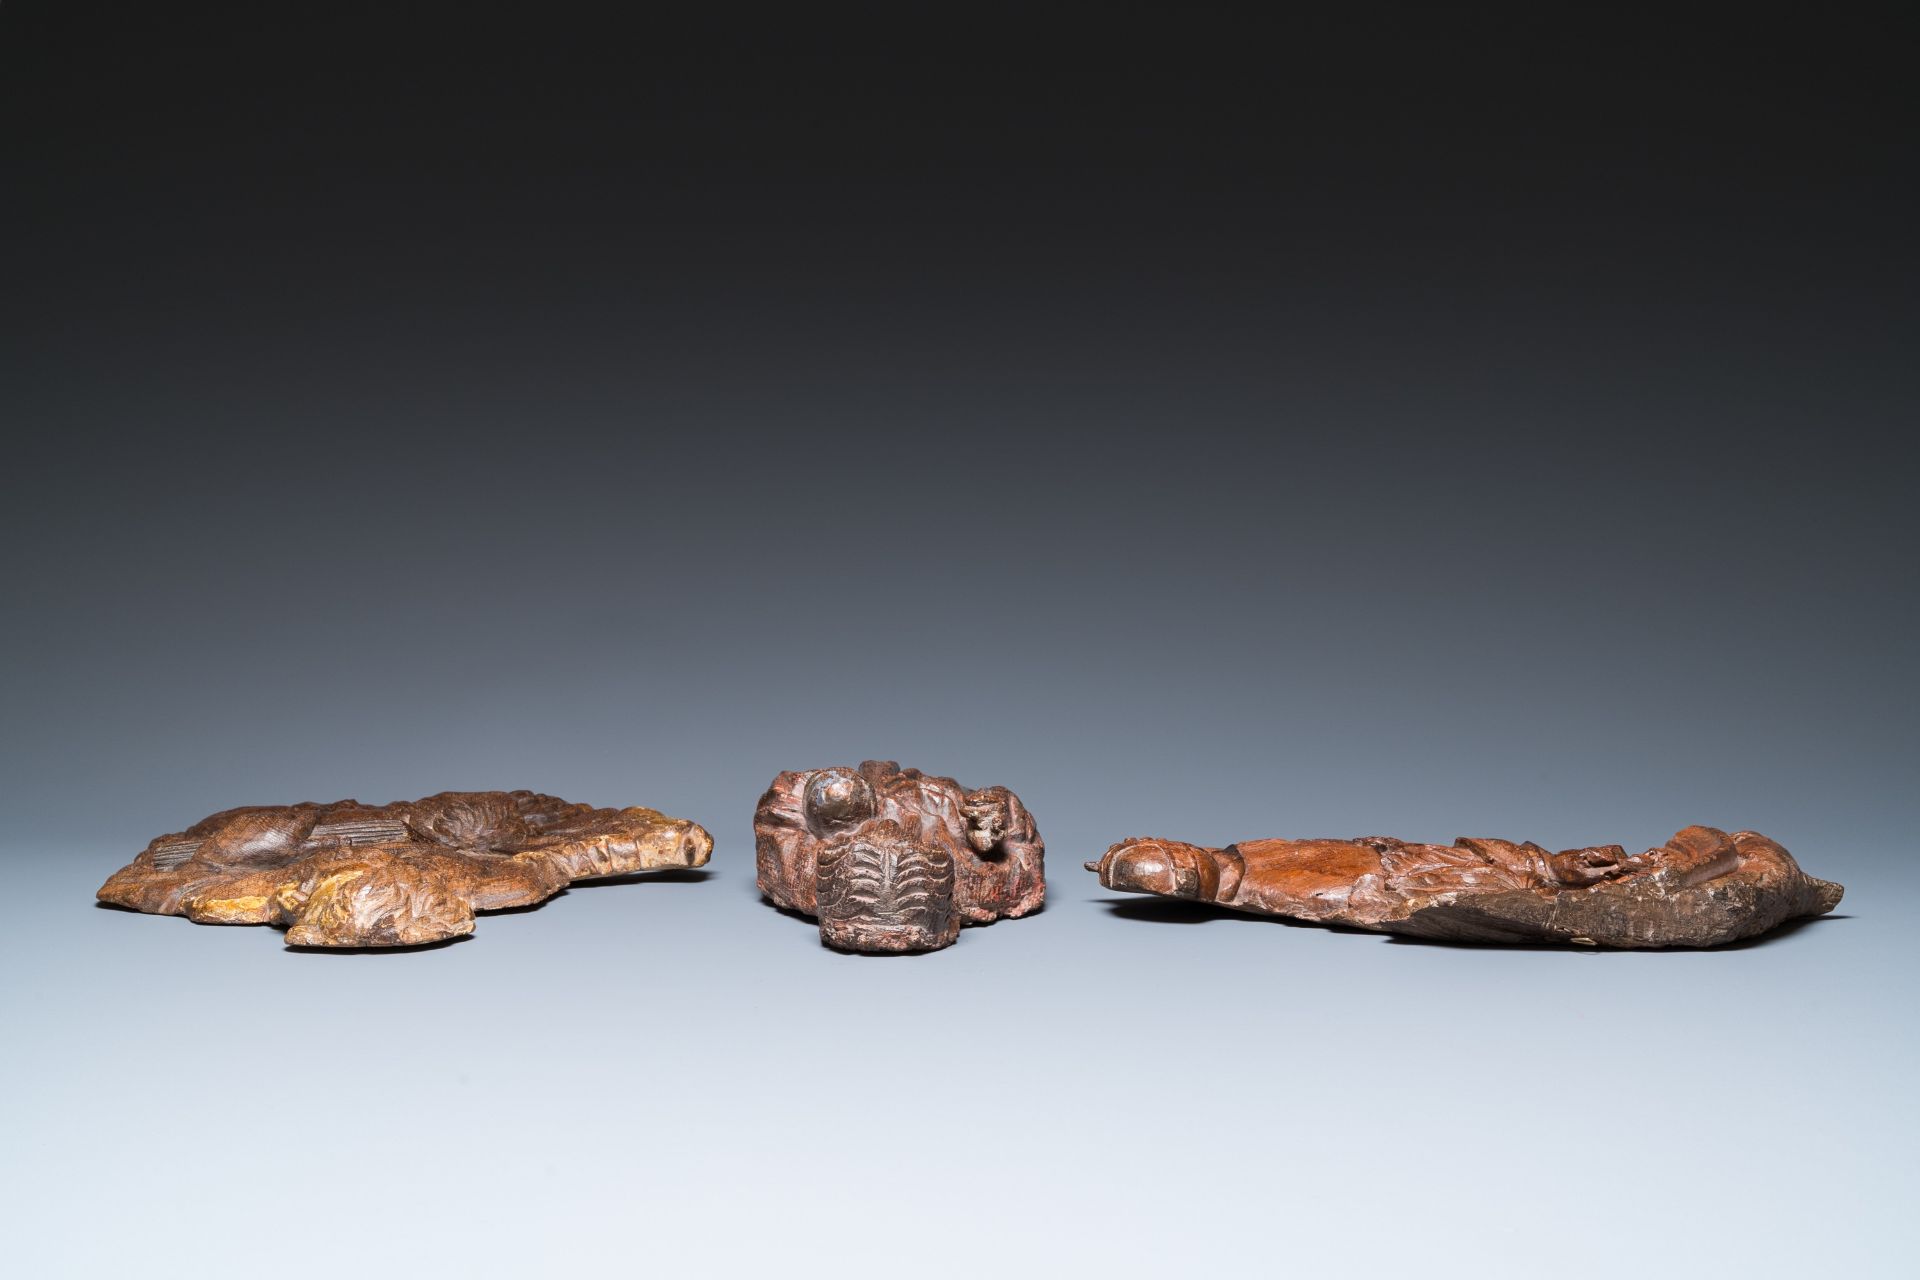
[3,798,1916,1277]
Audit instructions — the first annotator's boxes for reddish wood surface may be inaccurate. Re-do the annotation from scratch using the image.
[1088,825,1842,946]
[755,760,1044,952]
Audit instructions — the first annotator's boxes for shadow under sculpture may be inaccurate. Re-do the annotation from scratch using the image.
[98,790,714,947]
[1088,825,1842,947]
[755,760,1044,953]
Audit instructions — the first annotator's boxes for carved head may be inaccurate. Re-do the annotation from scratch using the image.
[803,767,877,836]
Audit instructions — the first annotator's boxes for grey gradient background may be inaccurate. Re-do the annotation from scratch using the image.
[3,5,1916,1276]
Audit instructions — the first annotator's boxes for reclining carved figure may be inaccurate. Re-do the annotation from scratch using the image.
[1088,825,1841,947]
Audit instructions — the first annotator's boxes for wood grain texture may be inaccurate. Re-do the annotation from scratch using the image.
[1087,826,1843,947]
[754,760,1043,953]
[98,791,713,947]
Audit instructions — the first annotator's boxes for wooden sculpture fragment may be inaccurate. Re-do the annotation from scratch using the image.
[98,791,713,947]
[754,760,1044,953]
[1087,825,1842,947]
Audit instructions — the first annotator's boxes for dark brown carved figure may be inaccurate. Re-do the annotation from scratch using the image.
[755,761,1044,952]
[1088,825,1842,947]
[98,791,713,947]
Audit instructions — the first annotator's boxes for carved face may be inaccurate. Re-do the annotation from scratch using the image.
[754,760,1046,953]
[962,788,1013,853]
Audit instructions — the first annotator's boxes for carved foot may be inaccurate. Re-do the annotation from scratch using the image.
[1086,838,1232,902]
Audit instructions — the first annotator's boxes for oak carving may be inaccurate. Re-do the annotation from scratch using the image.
[1088,825,1842,947]
[755,760,1044,952]
[98,791,713,947]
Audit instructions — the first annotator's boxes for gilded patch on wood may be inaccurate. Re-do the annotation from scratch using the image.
[98,791,713,948]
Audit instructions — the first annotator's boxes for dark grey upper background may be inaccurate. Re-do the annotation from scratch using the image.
[3,5,1914,1276]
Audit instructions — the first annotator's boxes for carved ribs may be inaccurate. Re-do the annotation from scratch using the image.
[815,822,960,953]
